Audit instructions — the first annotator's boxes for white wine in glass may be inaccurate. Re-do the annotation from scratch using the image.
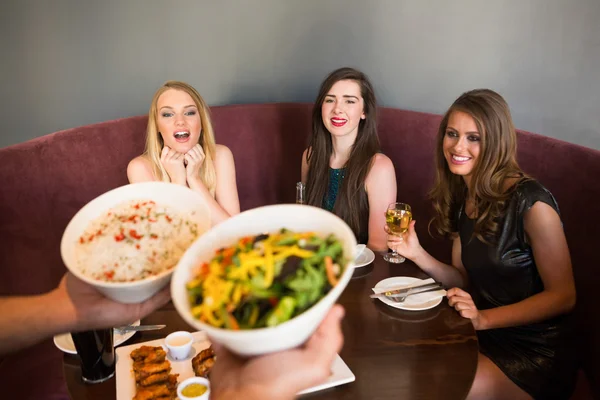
[384,203,412,263]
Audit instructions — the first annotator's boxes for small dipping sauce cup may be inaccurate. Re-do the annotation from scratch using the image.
[163,331,193,360]
[177,376,210,400]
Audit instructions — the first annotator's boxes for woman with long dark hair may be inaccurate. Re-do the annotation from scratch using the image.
[388,89,577,399]
[301,67,397,251]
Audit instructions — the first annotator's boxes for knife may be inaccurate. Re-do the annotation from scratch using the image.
[370,286,446,300]
[370,282,443,299]
[114,324,166,333]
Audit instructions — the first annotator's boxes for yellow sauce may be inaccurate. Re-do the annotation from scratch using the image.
[181,383,207,397]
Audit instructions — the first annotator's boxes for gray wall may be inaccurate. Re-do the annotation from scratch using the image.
[1,0,599,150]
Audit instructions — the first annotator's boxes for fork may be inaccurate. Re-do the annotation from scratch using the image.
[388,287,444,303]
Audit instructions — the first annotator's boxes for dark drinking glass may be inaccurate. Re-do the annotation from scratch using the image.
[71,329,115,383]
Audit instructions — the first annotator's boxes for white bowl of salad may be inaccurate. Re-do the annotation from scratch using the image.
[171,204,357,356]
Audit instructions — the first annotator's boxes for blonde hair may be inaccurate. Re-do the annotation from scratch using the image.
[144,81,217,196]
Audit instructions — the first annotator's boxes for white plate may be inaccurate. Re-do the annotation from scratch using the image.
[53,320,141,354]
[373,277,445,311]
[354,247,375,268]
[115,331,355,399]
[298,353,355,395]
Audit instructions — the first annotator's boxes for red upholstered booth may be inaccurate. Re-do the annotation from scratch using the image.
[1,103,597,399]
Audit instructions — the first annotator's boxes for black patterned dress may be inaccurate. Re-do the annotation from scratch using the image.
[323,167,369,245]
[457,179,577,399]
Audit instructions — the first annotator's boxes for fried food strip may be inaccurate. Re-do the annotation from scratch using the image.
[133,360,171,378]
[131,346,167,363]
[131,345,178,399]
[144,349,166,364]
[134,367,172,384]
[194,346,215,363]
[132,374,178,399]
[192,346,216,378]
[131,346,159,361]
[166,374,178,387]
[194,356,215,378]
[133,383,170,400]
[139,372,170,387]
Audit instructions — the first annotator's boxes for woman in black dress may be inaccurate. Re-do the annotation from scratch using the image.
[387,89,577,399]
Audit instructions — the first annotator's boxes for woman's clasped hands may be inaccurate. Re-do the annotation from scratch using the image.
[161,143,205,186]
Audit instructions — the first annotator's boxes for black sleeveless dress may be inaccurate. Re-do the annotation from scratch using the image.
[457,180,577,399]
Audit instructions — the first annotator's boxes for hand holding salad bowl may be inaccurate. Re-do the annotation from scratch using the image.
[171,204,356,356]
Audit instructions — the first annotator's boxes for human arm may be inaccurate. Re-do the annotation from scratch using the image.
[448,201,576,330]
[386,220,468,288]
[0,273,170,356]
[210,305,345,400]
[186,144,240,225]
[127,156,156,183]
[364,154,397,252]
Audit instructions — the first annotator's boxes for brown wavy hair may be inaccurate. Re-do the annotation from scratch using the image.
[429,89,526,242]
[305,67,380,238]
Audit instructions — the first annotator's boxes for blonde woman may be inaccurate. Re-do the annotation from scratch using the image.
[128,81,240,224]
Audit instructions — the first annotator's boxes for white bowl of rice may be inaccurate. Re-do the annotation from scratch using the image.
[171,204,356,356]
[61,182,211,304]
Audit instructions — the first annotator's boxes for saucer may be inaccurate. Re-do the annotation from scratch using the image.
[354,247,375,268]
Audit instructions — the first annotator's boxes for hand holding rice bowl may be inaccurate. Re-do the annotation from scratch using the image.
[61,182,211,303]
[171,204,356,356]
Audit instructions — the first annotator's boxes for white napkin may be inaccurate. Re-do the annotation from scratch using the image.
[372,278,447,304]
[354,244,366,260]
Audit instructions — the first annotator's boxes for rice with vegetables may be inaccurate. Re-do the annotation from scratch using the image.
[75,200,199,282]
[187,229,347,329]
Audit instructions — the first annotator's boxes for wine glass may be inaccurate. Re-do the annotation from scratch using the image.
[383,202,412,263]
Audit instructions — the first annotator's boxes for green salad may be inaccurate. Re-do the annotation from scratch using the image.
[186,229,347,329]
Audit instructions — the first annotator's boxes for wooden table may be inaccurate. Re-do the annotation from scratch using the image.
[64,254,478,399]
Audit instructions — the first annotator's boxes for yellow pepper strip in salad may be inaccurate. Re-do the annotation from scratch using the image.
[191,304,203,318]
[187,230,346,329]
[272,246,314,262]
[203,306,222,326]
[186,278,202,290]
[263,242,275,288]
[232,283,243,305]
[237,256,266,277]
